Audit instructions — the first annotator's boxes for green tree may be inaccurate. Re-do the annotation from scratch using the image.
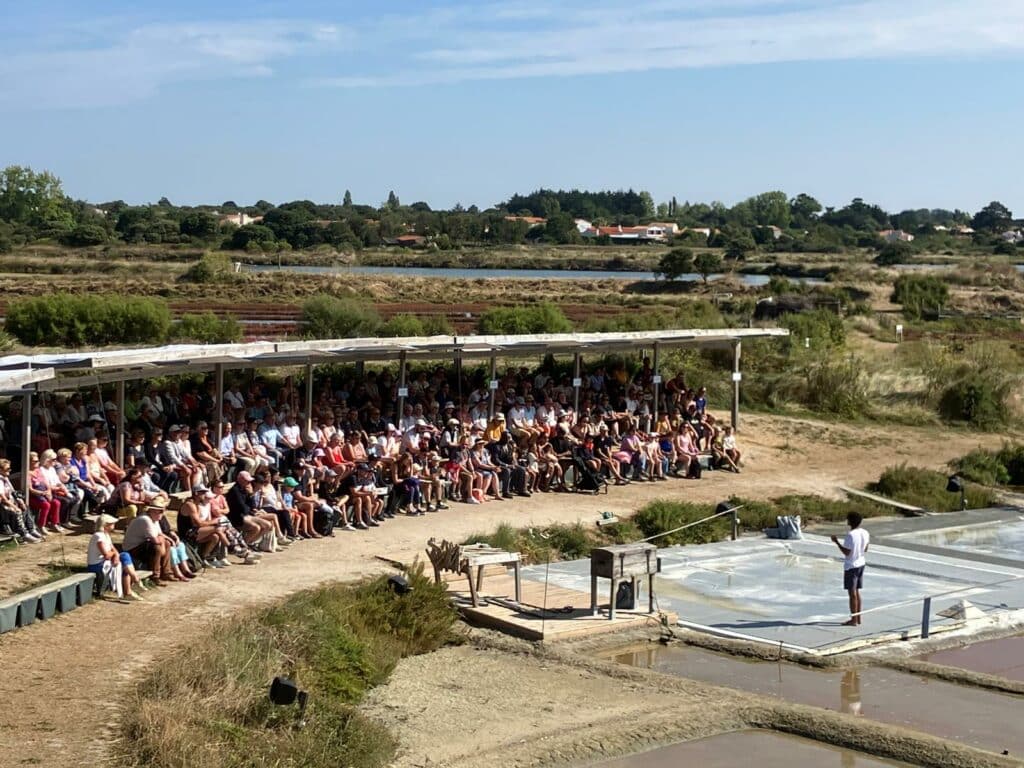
[722,227,756,260]
[639,190,656,219]
[61,223,109,246]
[378,314,426,337]
[179,211,218,239]
[874,241,912,265]
[693,251,722,283]
[789,193,822,226]
[229,224,276,250]
[343,190,353,207]
[972,201,1013,232]
[747,191,791,228]
[386,190,400,210]
[0,165,74,235]
[656,247,694,281]
[891,275,949,319]
[302,295,382,338]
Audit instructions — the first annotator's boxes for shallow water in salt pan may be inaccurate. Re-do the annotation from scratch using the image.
[592,730,910,767]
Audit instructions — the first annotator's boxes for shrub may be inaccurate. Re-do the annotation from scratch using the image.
[874,241,912,265]
[937,372,1011,430]
[891,275,949,319]
[656,247,694,281]
[174,312,243,343]
[377,313,425,337]
[995,443,1024,485]
[478,302,573,334]
[183,252,237,283]
[871,464,996,511]
[61,223,109,247]
[5,293,171,347]
[954,448,1010,486]
[302,294,382,339]
[421,315,454,336]
[800,357,870,417]
[781,309,846,351]
[122,568,457,768]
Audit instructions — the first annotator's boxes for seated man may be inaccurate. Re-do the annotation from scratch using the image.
[122,506,175,586]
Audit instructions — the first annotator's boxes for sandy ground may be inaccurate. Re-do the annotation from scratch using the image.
[0,413,1018,768]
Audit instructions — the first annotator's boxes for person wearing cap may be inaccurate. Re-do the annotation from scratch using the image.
[350,462,382,528]
[483,413,506,444]
[440,418,462,459]
[280,476,321,538]
[123,506,176,585]
[29,452,66,533]
[226,471,276,548]
[251,470,296,544]
[88,514,147,600]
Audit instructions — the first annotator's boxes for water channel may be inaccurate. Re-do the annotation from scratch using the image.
[591,730,911,768]
[602,643,1024,756]
[243,263,828,286]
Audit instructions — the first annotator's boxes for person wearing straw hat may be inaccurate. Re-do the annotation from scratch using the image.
[87,514,147,601]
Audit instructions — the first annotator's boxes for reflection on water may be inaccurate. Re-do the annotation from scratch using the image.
[917,635,1024,682]
[894,520,1024,559]
[600,643,1024,755]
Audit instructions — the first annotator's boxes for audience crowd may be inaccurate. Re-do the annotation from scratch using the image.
[0,359,743,588]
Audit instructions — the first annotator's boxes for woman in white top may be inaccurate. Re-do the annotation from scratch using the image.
[87,514,146,600]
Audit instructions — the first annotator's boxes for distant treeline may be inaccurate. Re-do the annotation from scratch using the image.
[0,165,1018,257]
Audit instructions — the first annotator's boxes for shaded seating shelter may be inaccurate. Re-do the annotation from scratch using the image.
[0,327,788,496]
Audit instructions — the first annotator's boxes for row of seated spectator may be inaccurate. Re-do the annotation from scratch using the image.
[0,360,744,545]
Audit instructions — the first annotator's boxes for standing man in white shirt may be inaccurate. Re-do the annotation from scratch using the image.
[832,512,870,627]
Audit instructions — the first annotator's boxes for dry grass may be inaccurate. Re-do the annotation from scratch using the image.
[120,566,459,768]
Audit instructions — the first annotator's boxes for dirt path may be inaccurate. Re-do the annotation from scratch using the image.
[0,414,1015,768]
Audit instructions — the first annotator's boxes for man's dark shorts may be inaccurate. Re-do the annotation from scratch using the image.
[844,566,865,591]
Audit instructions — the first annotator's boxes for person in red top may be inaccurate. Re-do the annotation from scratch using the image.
[323,432,353,481]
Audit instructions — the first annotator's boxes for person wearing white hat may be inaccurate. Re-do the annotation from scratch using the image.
[87,514,147,600]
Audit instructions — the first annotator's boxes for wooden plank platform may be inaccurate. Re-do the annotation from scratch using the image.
[839,485,926,516]
[444,569,675,642]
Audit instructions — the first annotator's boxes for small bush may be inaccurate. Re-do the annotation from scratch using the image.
[937,372,1011,429]
[183,252,238,283]
[302,294,382,338]
[174,312,243,343]
[871,464,996,511]
[800,357,871,417]
[377,313,425,337]
[891,275,949,319]
[781,309,846,351]
[478,302,573,334]
[5,293,171,347]
[954,448,1011,486]
[421,315,454,336]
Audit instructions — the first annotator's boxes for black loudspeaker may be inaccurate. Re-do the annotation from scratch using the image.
[270,676,299,706]
[946,475,963,493]
[388,575,412,595]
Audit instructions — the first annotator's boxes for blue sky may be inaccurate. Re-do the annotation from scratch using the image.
[2,0,1022,214]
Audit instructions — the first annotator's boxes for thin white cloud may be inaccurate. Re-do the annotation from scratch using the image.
[0,19,350,110]
[314,0,1024,88]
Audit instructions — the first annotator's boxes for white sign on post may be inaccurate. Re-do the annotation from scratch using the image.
[489,380,499,390]
[572,377,582,387]
[397,387,408,398]
[652,375,662,384]
[732,372,743,382]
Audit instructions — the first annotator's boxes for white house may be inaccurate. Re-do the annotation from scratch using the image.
[879,229,915,243]
[217,212,263,227]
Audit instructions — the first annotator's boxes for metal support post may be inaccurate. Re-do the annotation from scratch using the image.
[115,379,126,465]
[731,509,739,541]
[573,352,581,414]
[214,363,225,445]
[304,363,314,436]
[397,351,408,420]
[651,342,660,413]
[921,597,932,639]
[488,355,497,420]
[731,340,742,431]
[21,392,32,499]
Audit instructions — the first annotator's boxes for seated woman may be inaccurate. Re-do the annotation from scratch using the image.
[395,453,426,514]
[535,433,565,492]
[593,424,626,485]
[94,434,125,484]
[673,423,701,478]
[0,458,42,542]
[28,452,64,534]
[179,486,233,567]
[721,425,742,473]
[85,440,117,501]
[116,467,150,519]
[87,514,146,600]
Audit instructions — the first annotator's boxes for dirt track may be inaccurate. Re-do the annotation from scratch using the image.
[0,414,1017,768]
